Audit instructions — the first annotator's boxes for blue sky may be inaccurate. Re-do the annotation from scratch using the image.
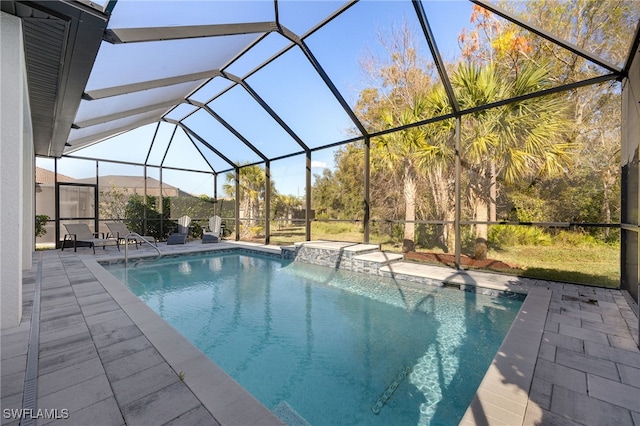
[39,0,475,197]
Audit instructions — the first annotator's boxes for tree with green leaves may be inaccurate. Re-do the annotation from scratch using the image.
[224,164,276,238]
[372,99,441,251]
[125,194,171,240]
[99,183,130,221]
[355,21,441,251]
[451,61,573,258]
[508,0,631,236]
[458,1,633,246]
[272,193,303,225]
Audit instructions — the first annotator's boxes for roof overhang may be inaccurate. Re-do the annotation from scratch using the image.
[0,1,111,157]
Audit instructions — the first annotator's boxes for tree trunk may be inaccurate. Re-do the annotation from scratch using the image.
[474,194,489,260]
[602,170,614,238]
[445,209,455,254]
[403,165,416,253]
[489,162,497,222]
[427,166,455,253]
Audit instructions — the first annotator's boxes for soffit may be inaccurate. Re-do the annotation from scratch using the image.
[1,1,110,157]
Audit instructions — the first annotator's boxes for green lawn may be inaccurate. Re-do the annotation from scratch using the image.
[265,222,620,288]
[487,244,619,288]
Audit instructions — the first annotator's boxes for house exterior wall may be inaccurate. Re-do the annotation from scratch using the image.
[22,65,34,272]
[1,12,31,328]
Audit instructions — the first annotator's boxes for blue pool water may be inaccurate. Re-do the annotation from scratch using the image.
[105,251,523,426]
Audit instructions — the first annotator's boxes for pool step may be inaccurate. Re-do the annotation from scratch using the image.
[272,401,311,426]
[281,241,405,273]
[352,251,405,275]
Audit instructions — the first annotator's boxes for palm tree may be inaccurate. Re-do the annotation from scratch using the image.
[224,164,277,238]
[373,95,456,252]
[422,86,457,252]
[372,100,430,252]
[452,62,572,258]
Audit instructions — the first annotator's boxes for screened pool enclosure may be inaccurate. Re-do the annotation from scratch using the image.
[6,0,639,298]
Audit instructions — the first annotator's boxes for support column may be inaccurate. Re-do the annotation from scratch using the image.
[364,137,371,243]
[455,116,462,269]
[95,161,100,233]
[265,160,271,245]
[143,165,148,234]
[235,167,240,241]
[1,12,29,328]
[306,152,312,241]
[621,45,640,327]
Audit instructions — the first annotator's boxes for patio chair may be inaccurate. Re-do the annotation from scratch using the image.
[167,215,191,245]
[62,223,115,254]
[106,222,157,249]
[202,215,222,244]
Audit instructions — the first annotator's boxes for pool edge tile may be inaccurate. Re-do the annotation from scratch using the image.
[461,287,551,426]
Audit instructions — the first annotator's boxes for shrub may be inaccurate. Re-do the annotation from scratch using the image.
[249,226,264,238]
[35,215,50,238]
[552,230,599,247]
[191,223,203,238]
[314,221,358,235]
[489,225,552,248]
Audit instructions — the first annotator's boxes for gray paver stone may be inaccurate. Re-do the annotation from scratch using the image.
[587,373,640,412]
[0,354,26,376]
[37,374,114,415]
[523,405,583,426]
[39,322,89,345]
[38,344,99,376]
[38,356,106,398]
[528,377,552,410]
[534,358,587,394]
[538,342,556,362]
[609,335,640,352]
[110,361,180,407]
[39,304,82,323]
[39,313,85,334]
[103,346,166,382]
[558,323,609,345]
[550,384,634,426]
[80,299,120,318]
[1,371,24,398]
[121,381,201,426]
[96,334,153,364]
[39,330,93,359]
[555,347,619,380]
[41,397,124,426]
[84,309,130,328]
[163,405,220,426]
[585,341,640,369]
[618,363,640,388]
[0,393,23,425]
[92,323,142,349]
[542,331,584,353]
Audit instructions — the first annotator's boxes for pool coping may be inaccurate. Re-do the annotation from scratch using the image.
[86,241,548,425]
[461,287,551,425]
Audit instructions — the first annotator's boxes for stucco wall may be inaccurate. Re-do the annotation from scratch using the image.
[1,12,28,328]
[22,67,34,271]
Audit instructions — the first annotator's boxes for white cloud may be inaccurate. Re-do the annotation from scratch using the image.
[311,160,327,168]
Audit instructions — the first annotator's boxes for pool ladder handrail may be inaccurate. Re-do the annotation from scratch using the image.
[124,232,162,268]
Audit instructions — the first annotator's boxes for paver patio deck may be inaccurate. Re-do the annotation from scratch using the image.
[1,241,639,425]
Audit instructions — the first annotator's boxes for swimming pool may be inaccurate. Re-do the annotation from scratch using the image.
[106,250,523,426]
